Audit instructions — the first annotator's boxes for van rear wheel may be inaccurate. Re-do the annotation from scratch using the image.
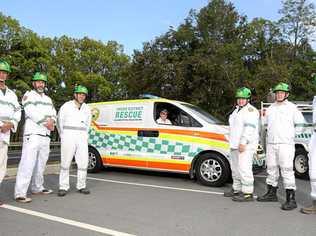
[294,148,309,179]
[195,153,230,187]
[88,147,102,173]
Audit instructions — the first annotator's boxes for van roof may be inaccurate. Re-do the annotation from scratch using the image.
[89,98,190,106]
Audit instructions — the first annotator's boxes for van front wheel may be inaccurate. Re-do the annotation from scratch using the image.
[195,153,229,187]
[88,147,102,173]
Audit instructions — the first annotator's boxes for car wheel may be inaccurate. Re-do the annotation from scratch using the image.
[88,146,102,173]
[294,148,309,179]
[195,153,230,187]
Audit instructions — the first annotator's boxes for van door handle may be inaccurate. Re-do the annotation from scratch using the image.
[138,130,159,137]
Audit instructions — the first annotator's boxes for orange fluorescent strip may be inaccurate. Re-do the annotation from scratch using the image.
[102,157,190,172]
[103,158,147,168]
[147,161,190,171]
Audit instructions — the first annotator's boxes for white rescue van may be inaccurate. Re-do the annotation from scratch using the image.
[87,97,231,186]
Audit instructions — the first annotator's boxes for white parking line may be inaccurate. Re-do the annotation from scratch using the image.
[72,175,224,195]
[1,204,136,236]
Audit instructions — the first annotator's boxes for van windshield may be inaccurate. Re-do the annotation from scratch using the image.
[181,103,224,125]
[302,112,312,123]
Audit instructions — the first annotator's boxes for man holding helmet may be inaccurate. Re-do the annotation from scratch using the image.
[224,87,259,202]
[0,60,21,205]
[15,72,56,203]
[257,82,305,210]
[57,85,91,197]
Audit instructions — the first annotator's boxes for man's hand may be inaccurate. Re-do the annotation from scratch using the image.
[44,118,55,131]
[238,144,246,153]
[0,121,14,133]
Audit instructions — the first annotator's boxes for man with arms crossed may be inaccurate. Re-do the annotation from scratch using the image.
[15,73,56,203]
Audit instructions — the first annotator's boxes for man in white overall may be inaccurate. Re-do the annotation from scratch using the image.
[224,87,259,201]
[0,60,21,205]
[14,73,56,203]
[257,82,305,210]
[301,95,316,214]
[57,85,91,197]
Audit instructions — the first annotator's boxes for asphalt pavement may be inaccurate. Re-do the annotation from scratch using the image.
[1,165,316,236]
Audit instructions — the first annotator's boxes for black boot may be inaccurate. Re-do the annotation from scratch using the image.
[257,185,278,202]
[281,189,297,210]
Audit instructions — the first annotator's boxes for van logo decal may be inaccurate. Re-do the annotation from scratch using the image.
[114,106,144,121]
[91,107,100,121]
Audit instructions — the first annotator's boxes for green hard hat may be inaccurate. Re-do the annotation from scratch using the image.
[0,60,11,73]
[32,72,48,82]
[273,82,290,93]
[235,87,251,99]
[74,85,88,95]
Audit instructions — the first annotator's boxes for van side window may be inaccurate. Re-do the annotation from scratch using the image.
[154,102,202,127]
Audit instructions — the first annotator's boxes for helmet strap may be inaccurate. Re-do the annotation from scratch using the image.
[276,92,289,103]
[0,72,8,85]
[236,98,249,109]
[0,80,5,89]
[74,94,85,107]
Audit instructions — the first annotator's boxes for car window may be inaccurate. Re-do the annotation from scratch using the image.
[180,103,224,125]
[154,102,202,127]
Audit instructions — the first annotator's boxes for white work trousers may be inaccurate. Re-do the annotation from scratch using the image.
[0,141,8,185]
[230,148,255,194]
[59,131,88,191]
[309,134,316,200]
[266,143,296,190]
[15,135,50,198]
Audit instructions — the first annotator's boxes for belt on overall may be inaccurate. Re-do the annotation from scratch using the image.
[63,125,86,131]
[24,134,51,138]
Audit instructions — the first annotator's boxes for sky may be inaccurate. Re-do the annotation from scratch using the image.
[0,0,314,55]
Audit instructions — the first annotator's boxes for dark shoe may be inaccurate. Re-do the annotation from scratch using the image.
[223,189,240,197]
[281,189,297,211]
[257,185,278,202]
[58,189,67,197]
[78,188,90,195]
[0,200,3,206]
[301,200,316,214]
[15,197,32,203]
[232,193,254,202]
[32,189,53,195]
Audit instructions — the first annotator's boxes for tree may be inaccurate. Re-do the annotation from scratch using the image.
[278,0,316,58]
